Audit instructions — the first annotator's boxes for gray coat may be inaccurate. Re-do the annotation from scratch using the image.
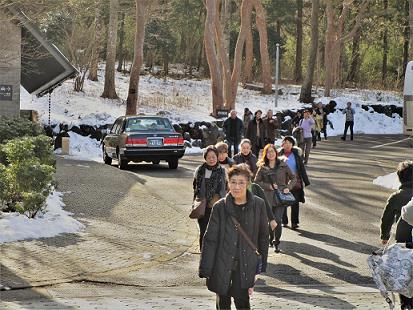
[198,191,269,296]
[254,160,297,207]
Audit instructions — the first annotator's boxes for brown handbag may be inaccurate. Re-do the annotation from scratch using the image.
[189,197,207,219]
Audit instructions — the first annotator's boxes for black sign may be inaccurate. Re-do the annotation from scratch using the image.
[216,109,230,118]
[0,85,12,101]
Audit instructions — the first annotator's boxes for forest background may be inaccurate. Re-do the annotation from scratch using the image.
[1,0,411,116]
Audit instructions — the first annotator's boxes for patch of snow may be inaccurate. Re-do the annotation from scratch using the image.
[55,132,102,163]
[0,191,84,243]
[373,172,400,190]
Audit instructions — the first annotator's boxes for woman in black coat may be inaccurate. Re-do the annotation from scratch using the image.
[199,164,268,309]
[278,136,310,230]
[193,145,227,250]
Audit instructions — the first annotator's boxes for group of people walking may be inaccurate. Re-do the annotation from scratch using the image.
[193,133,310,308]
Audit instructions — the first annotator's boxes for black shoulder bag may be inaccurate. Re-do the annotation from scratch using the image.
[230,216,263,275]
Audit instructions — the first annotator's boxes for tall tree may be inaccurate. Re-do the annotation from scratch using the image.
[251,0,272,93]
[101,0,119,99]
[117,11,126,72]
[346,26,361,83]
[88,0,102,81]
[126,0,147,115]
[382,0,388,84]
[324,0,370,97]
[204,0,225,114]
[294,0,303,82]
[408,0,413,60]
[299,0,319,103]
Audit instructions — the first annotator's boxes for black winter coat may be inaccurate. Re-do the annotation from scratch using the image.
[223,117,244,143]
[278,147,310,203]
[380,182,413,243]
[246,118,265,149]
[198,191,269,296]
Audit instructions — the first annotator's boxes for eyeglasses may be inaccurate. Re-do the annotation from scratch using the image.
[229,181,248,188]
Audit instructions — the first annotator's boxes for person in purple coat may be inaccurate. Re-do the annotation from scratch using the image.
[298,110,315,165]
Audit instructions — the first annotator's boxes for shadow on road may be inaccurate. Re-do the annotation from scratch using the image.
[297,230,377,255]
[255,283,356,309]
[0,264,74,309]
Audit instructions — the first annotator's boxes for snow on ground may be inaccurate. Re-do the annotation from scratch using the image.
[0,191,84,243]
[21,64,403,131]
[373,172,400,190]
[22,64,403,161]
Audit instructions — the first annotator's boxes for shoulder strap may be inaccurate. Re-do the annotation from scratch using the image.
[230,216,260,255]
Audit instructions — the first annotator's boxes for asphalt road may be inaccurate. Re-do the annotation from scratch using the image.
[1,134,412,309]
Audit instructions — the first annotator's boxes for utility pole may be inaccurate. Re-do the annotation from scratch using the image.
[274,43,280,108]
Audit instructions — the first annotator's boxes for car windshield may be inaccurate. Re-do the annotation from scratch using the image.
[126,117,173,132]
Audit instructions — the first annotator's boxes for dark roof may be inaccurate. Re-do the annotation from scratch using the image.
[7,5,78,97]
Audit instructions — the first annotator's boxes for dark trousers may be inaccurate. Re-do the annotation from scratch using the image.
[269,206,285,246]
[342,121,354,140]
[282,202,300,225]
[198,207,212,250]
[227,138,239,158]
[400,294,413,309]
[216,266,250,309]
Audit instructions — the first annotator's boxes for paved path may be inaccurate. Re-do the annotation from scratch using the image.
[1,134,412,309]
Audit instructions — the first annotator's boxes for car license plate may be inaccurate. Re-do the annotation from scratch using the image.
[147,138,163,147]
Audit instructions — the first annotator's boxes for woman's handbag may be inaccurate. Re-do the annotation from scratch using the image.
[275,189,296,206]
[189,197,207,219]
[230,216,263,275]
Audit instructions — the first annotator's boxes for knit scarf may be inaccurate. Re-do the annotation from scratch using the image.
[196,163,224,200]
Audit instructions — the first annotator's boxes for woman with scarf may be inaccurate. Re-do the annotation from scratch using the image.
[278,136,310,230]
[254,144,296,253]
[193,145,227,250]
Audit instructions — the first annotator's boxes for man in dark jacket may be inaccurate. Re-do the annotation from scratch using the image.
[246,110,265,158]
[199,165,268,309]
[223,110,244,157]
[380,160,413,310]
[263,109,279,144]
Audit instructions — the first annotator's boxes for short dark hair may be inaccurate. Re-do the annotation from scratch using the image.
[228,164,252,182]
[397,160,413,184]
[203,145,219,160]
[283,136,295,146]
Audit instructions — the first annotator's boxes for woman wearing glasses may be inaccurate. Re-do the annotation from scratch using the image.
[254,144,296,253]
[199,164,268,309]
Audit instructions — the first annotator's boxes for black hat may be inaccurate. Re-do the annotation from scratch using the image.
[282,136,295,146]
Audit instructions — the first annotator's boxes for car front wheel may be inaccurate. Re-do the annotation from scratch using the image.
[118,152,128,170]
[102,145,112,165]
[167,158,178,169]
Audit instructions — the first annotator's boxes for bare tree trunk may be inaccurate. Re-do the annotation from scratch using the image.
[230,0,252,107]
[252,0,271,94]
[294,0,303,83]
[243,26,253,83]
[221,0,231,57]
[300,0,319,103]
[88,0,101,81]
[215,0,232,109]
[126,0,147,115]
[404,0,410,77]
[347,26,361,83]
[204,0,224,115]
[408,0,413,60]
[102,0,119,99]
[381,0,388,84]
[117,12,125,72]
[324,0,370,97]
[324,2,334,97]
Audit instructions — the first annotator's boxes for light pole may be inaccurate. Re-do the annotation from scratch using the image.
[274,43,280,109]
